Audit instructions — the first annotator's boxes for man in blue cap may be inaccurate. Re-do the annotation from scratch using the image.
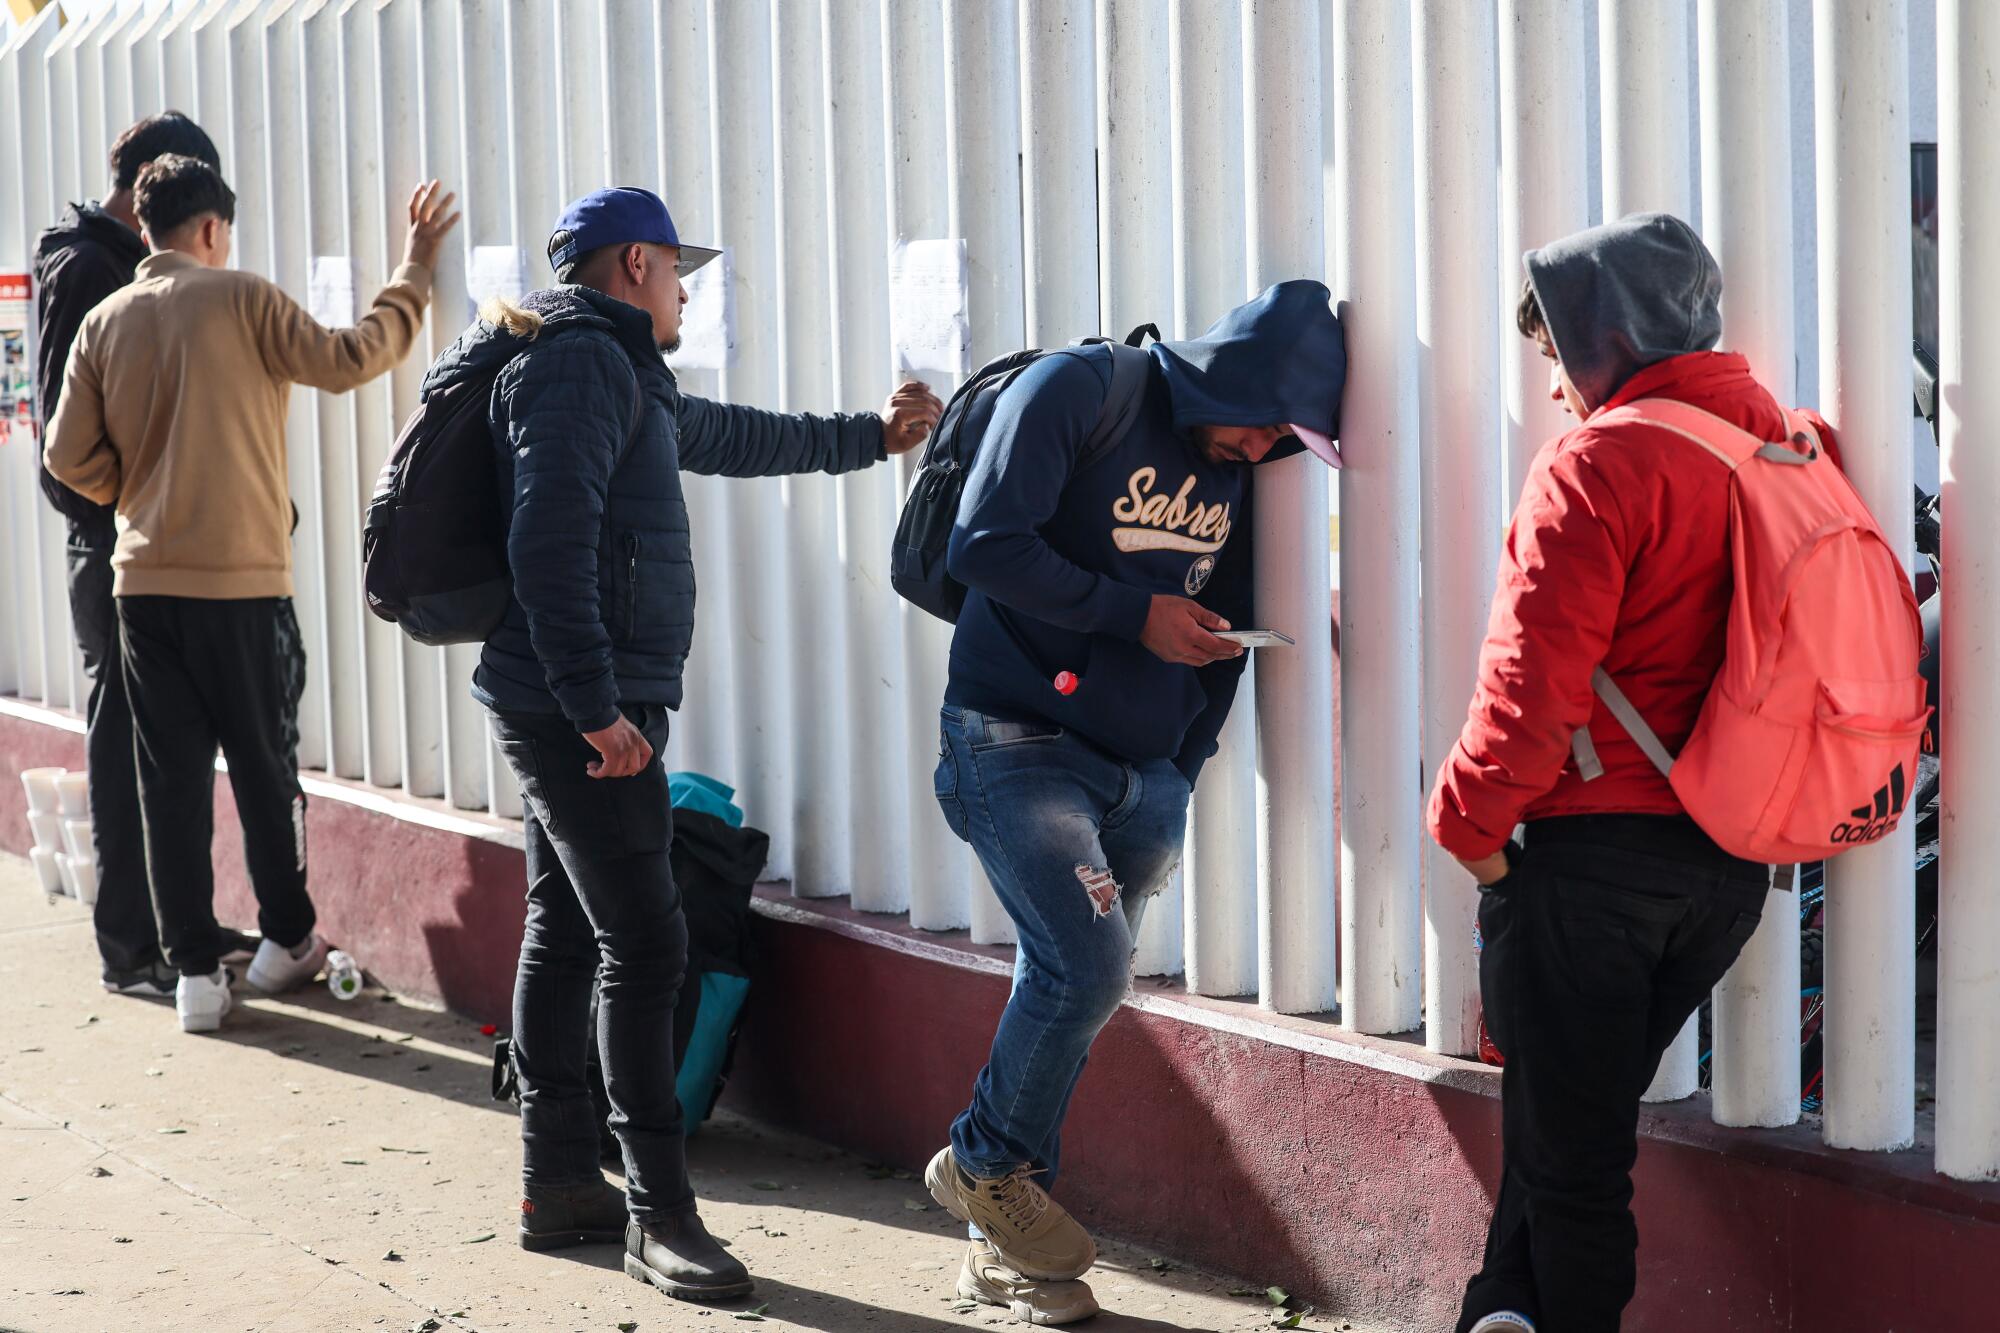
[420,187,942,1301]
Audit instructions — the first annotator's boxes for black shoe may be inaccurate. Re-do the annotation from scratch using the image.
[102,957,177,999]
[216,928,260,966]
[519,1179,628,1251]
[623,1213,754,1302]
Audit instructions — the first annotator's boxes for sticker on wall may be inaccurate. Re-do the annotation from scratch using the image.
[0,272,33,446]
[889,238,970,379]
[467,245,534,319]
[308,256,356,328]
[667,245,735,372]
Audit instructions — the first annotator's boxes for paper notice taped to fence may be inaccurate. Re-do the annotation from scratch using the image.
[1,272,32,446]
[667,246,734,372]
[468,245,533,318]
[889,238,970,379]
[308,256,356,327]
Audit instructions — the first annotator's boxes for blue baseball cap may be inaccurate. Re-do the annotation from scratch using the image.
[546,187,719,280]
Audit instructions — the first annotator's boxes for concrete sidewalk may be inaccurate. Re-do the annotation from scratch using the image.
[0,857,1390,1333]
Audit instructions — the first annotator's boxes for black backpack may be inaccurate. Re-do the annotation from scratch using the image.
[363,365,639,646]
[889,324,1158,623]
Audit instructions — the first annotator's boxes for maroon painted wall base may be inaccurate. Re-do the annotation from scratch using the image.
[2,698,1990,1331]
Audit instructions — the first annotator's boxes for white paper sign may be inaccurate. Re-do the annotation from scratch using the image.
[666,246,735,372]
[889,238,970,378]
[307,255,356,327]
[468,244,533,317]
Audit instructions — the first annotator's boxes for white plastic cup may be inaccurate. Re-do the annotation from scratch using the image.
[21,768,66,816]
[70,857,98,907]
[54,772,89,819]
[62,819,94,862]
[29,812,65,852]
[54,853,79,900]
[28,846,63,893]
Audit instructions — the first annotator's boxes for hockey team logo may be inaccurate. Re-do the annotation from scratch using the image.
[1184,554,1215,595]
[1830,764,1907,845]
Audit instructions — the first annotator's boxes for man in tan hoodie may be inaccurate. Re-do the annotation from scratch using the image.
[45,154,460,1033]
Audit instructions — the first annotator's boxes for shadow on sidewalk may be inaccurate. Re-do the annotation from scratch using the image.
[205,982,510,1115]
[540,1244,1218,1333]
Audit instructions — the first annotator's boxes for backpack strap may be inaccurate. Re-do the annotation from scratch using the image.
[1568,397,1820,782]
[1607,397,1818,468]
[1074,325,1157,472]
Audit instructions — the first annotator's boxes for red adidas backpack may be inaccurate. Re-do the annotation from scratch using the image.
[1571,398,1929,865]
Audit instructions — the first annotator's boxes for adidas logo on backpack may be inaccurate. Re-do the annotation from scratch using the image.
[1831,764,1909,846]
[1572,399,1929,865]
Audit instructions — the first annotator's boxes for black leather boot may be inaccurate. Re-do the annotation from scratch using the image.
[518,1178,627,1251]
[623,1212,755,1302]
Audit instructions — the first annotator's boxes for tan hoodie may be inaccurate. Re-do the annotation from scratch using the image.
[44,250,432,598]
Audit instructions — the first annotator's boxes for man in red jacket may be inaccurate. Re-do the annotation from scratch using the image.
[1430,213,1822,1333]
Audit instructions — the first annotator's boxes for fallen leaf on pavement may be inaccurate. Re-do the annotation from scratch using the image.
[157,1128,186,1135]
[88,1167,112,1178]
[464,1233,496,1244]
[903,1200,931,1212]
[383,1250,402,1262]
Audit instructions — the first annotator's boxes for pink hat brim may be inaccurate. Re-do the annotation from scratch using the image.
[1287,424,1341,469]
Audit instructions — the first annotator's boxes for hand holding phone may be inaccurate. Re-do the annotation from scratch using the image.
[1212,629,1295,648]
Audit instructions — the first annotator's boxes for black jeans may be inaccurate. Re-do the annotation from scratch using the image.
[65,521,156,974]
[1458,816,1770,1333]
[492,703,693,1222]
[117,596,314,977]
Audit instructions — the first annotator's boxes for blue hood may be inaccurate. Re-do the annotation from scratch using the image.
[1150,279,1346,455]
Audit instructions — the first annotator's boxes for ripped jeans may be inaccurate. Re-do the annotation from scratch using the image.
[934,705,1192,1184]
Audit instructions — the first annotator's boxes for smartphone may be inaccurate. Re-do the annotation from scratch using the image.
[1214,629,1295,648]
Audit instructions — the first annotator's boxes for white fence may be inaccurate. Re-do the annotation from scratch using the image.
[3,0,1995,1181]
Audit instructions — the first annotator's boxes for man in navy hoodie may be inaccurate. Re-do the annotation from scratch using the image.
[922,282,1344,1325]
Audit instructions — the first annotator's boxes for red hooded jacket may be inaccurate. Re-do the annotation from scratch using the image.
[1427,350,1842,860]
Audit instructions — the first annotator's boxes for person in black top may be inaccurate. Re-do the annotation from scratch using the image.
[32,112,255,996]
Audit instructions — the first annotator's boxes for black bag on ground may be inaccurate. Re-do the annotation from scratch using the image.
[365,370,639,647]
[890,324,1159,624]
[490,807,769,1156]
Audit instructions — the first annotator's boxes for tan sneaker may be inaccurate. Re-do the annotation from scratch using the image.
[925,1146,1096,1281]
[959,1241,1100,1325]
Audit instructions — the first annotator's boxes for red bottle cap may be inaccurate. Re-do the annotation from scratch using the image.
[1053,671,1078,696]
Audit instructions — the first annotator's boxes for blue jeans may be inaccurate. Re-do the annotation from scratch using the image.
[934,705,1191,1186]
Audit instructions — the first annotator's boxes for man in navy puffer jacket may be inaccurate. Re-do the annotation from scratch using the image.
[420,188,940,1301]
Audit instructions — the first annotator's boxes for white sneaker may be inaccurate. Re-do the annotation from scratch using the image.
[176,969,234,1033]
[246,933,329,994]
[1470,1314,1537,1333]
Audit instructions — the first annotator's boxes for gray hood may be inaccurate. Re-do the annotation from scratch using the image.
[1524,211,1722,413]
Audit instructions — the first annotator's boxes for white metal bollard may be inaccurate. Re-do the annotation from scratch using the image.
[302,3,369,785]
[1169,0,1259,999]
[825,0,912,916]
[887,0,974,933]
[372,0,448,802]
[711,0,797,872]
[1414,0,1503,1056]
[1497,0,1589,504]
[1332,0,1422,1036]
[1700,0,1804,1129]
[1937,0,2000,1181]
[943,0,1027,947]
[1599,0,1701,1106]
[774,0,853,900]
[657,0,738,788]
[1814,0,1917,1154]
[1244,0,1336,1016]
[1099,0,1184,978]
